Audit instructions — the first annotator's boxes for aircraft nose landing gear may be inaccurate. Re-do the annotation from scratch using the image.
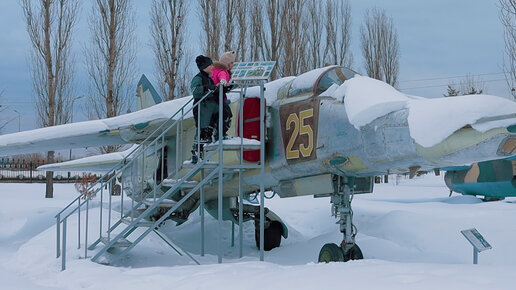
[318,175,363,263]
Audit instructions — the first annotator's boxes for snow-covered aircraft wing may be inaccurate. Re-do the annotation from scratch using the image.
[0,97,194,156]
[37,145,137,173]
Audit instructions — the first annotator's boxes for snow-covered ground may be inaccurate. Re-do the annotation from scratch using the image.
[1,175,516,289]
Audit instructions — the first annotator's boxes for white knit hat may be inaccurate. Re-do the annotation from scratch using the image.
[219,51,236,66]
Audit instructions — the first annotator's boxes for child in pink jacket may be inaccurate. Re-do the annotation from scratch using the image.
[211,51,235,139]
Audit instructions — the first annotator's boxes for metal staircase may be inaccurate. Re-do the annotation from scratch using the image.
[54,79,268,270]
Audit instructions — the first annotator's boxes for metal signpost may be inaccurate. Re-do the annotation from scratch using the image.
[461,228,492,264]
[230,60,275,261]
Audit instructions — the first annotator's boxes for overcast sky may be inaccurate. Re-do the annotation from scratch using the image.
[0,0,509,134]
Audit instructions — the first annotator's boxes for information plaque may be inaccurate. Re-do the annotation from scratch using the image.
[231,61,276,81]
[461,228,492,252]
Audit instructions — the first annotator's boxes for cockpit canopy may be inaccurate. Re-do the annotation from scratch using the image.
[278,66,357,99]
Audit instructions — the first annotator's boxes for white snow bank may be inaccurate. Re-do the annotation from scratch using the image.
[407,94,516,147]
[339,75,408,128]
[3,178,516,289]
[340,75,516,147]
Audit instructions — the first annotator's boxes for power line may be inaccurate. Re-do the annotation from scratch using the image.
[400,78,507,90]
[399,72,505,83]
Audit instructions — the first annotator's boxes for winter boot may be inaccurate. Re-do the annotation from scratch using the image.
[191,151,199,164]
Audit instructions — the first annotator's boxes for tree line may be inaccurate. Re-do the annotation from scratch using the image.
[19,0,402,198]
[15,0,516,197]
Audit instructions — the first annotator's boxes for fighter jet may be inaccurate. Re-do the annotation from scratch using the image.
[1,65,516,264]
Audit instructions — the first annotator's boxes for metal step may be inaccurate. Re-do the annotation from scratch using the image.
[120,217,156,227]
[182,160,218,168]
[162,178,198,188]
[100,237,132,248]
[142,197,178,208]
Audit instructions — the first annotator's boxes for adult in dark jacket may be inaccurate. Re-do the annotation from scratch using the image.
[190,55,218,163]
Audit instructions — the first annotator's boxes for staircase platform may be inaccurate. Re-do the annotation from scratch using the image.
[121,217,156,227]
[204,137,261,151]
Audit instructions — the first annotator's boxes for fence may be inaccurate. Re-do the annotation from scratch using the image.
[0,158,94,183]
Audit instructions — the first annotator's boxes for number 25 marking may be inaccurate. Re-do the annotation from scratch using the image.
[286,108,314,159]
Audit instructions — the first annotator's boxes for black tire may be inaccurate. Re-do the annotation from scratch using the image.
[318,243,344,263]
[343,243,363,261]
[255,221,282,251]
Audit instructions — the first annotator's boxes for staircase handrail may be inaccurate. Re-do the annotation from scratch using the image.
[90,149,220,263]
[56,89,215,269]
[55,90,213,219]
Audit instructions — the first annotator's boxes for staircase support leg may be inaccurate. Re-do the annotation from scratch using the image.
[231,222,235,247]
[217,83,224,264]
[85,198,89,258]
[259,82,265,262]
[77,198,81,249]
[218,165,223,263]
[56,214,60,258]
[200,169,205,256]
[61,218,67,271]
[239,171,243,258]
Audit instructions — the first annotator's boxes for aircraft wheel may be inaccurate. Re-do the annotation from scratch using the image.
[343,243,363,261]
[255,221,282,251]
[318,243,344,263]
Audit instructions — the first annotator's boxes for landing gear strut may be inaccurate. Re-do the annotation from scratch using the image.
[318,175,363,263]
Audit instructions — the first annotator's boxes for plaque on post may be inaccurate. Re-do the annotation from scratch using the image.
[461,228,492,264]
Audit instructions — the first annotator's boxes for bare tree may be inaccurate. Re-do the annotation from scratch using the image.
[325,0,353,67]
[221,0,237,52]
[262,0,287,78]
[248,1,264,61]
[22,0,78,198]
[85,0,136,153]
[282,0,308,76]
[234,0,249,61]
[360,7,400,87]
[500,0,516,100]
[381,16,400,87]
[305,0,353,70]
[306,0,324,69]
[459,75,486,95]
[0,91,9,133]
[444,75,486,97]
[198,0,221,59]
[151,0,189,101]
[175,49,194,97]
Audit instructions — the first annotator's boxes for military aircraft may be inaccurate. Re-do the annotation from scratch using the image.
[1,65,516,264]
[444,156,516,201]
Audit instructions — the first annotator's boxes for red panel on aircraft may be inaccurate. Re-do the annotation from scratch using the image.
[237,97,261,162]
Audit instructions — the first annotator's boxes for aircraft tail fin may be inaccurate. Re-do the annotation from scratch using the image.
[136,74,162,110]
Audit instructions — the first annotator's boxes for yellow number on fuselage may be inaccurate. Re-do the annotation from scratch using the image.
[286,113,300,159]
[299,109,314,157]
[285,108,314,160]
